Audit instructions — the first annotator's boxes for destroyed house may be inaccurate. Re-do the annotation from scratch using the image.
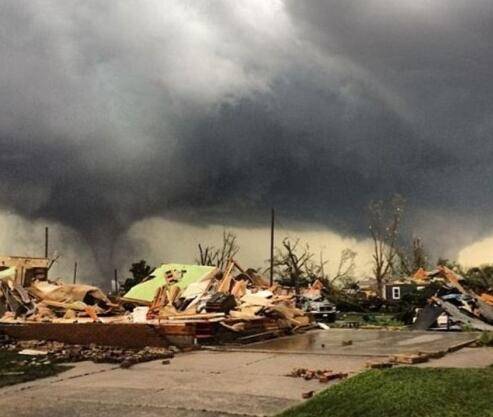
[383,269,436,301]
[383,281,428,301]
[384,282,411,300]
[0,256,49,287]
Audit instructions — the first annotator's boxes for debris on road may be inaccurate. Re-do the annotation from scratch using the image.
[288,368,348,383]
[365,361,393,369]
[302,390,315,399]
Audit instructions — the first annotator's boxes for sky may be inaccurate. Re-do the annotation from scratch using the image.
[1,0,493,285]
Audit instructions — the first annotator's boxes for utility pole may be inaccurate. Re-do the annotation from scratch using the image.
[270,208,275,286]
[44,227,49,258]
[73,262,78,284]
[114,269,119,294]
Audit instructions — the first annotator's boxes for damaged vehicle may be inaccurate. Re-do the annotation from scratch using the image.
[303,298,337,323]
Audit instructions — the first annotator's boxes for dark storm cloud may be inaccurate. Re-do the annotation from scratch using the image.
[1,0,493,271]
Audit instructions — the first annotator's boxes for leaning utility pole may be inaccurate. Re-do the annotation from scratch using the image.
[73,262,78,284]
[44,226,49,258]
[270,208,275,286]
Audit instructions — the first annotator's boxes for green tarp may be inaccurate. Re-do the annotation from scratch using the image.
[123,264,216,303]
[0,267,16,282]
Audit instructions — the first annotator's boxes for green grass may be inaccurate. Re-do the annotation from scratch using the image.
[278,367,493,417]
[0,351,72,387]
[336,313,405,328]
[478,332,493,346]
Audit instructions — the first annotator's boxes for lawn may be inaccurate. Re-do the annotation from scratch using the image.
[0,350,71,387]
[336,313,405,328]
[278,367,493,417]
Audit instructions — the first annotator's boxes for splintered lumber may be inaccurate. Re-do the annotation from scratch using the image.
[39,299,88,311]
[167,312,225,320]
[230,305,263,319]
[84,306,99,321]
[167,286,181,304]
[231,280,247,299]
[440,266,468,294]
[220,321,246,332]
[148,286,168,318]
[217,274,232,293]
[240,294,272,306]
[216,259,247,294]
[229,311,258,320]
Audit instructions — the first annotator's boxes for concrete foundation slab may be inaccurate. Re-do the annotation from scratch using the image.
[0,329,485,417]
[230,329,480,356]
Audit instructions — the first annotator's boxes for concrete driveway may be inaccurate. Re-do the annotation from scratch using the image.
[0,350,372,417]
[230,328,479,356]
[0,329,484,417]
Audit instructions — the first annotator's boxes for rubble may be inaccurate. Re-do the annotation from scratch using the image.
[1,339,174,367]
[302,391,315,399]
[288,368,348,383]
[365,361,393,369]
[0,257,315,346]
[412,266,493,331]
[0,264,121,323]
[121,259,314,341]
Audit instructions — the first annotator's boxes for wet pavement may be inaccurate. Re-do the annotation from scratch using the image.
[0,350,371,417]
[0,329,484,417]
[232,329,480,356]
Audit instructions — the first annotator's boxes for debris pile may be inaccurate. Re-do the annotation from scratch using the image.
[1,265,120,322]
[1,339,174,368]
[0,331,9,346]
[413,266,493,331]
[1,258,314,345]
[288,368,348,383]
[123,260,314,340]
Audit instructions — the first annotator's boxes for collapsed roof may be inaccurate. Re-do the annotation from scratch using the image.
[122,264,219,304]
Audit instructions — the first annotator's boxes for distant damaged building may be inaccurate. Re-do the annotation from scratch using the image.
[0,256,49,286]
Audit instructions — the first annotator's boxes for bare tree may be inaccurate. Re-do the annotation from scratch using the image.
[394,248,411,277]
[273,238,357,291]
[307,248,357,287]
[395,237,428,276]
[330,248,357,284]
[273,238,314,293]
[197,230,239,270]
[369,195,405,294]
[306,250,329,282]
[411,237,427,271]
